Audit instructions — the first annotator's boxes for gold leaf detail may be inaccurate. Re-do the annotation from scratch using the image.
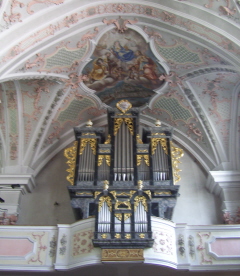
[64,141,78,185]
[171,142,184,184]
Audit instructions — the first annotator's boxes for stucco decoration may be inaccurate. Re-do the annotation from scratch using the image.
[82,28,166,106]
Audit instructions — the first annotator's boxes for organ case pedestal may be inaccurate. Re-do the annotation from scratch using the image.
[65,100,183,249]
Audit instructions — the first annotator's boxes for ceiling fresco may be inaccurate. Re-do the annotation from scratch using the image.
[0,0,239,175]
[82,28,166,105]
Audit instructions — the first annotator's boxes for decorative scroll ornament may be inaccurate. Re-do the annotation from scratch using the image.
[114,213,132,221]
[98,196,112,212]
[154,191,171,195]
[79,137,96,155]
[115,233,121,239]
[104,134,111,144]
[98,155,111,166]
[151,133,168,155]
[102,248,144,261]
[94,191,101,199]
[134,196,148,212]
[114,118,134,136]
[171,142,184,184]
[115,200,131,210]
[136,134,143,144]
[137,155,150,166]
[139,233,145,239]
[144,190,152,199]
[64,141,78,185]
[103,16,138,33]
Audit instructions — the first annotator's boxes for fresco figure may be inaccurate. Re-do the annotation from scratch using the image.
[134,50,158,83]
[89,58,108,82]
[111,41,135,62]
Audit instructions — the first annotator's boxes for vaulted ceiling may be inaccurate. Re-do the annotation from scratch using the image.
[0,0,239,176]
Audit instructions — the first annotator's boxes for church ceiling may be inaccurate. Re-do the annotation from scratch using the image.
[0,0,239,174]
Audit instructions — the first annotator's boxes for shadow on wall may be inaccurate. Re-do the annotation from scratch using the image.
[17,149,76,226]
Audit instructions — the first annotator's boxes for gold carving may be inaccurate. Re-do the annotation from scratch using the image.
[114,118,123,136]
[98,155,110,166]
[116,99,132,113]
[139,233,145,239]
[154,191,172,195]
[171,142,184,184]
[102,248,144,261]
[94,191,101,198]
[115,233,121,239]
[115,200,131,210]
[76,192,92,196]
[115,213,122,221]
[144,190,151,199]
[136,134,143,144]
[79,137,96,155]
[104,134,111,144]
[137,155,150,166]
[138,149,148,153]
[98,196,112,212]
[101,234,107,239]
[64,141,78,185]
[124,117,134,135]
[124,213,131,221]
[125,234,131,239]
[114,213,131,221]
[114,118,134,136]
[134,196,148,212]
[151,134,168,155]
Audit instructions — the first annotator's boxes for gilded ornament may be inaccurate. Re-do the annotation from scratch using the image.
[113,117,134,136]
[115,200,131,210]
[116,99,132,113]
[104,134,111,144]
[64,141,78,185]
[114,212,132,222]
[154,191,172,195]
[114,118,123,136]
[79,138,96,155]
[110,190,117,199]
[125,234,131,239]
[101,248,144,261]
[171,142,184,184]
[144,190,151,199]
[151,135,168,155]
[98,196,112,212]
[124,213,131,221]
[139,233,145,239]
[136,134,143,144]
[134,196,148,212]
[94,191,101,199]
[115,233,121,239]
[137,155,149,166]
[76,192,92,196]
[115,213,122,221]
[101,234,107,239]
[98,155,111,167]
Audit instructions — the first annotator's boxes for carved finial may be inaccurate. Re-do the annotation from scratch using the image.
[103,180,109,191]
[86,120,93,127]
[155,119,161,127]
[138,180,143,190]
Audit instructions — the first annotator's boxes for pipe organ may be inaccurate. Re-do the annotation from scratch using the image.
[65,100,183,249]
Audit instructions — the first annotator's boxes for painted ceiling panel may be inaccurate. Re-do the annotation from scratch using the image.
[0,0,239,174]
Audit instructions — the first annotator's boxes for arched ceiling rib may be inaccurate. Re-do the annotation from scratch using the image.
[0,0,239,175]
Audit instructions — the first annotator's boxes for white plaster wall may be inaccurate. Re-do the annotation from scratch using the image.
[17,149,76,225]
[172,151,222,225]
[18,147,222,226]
